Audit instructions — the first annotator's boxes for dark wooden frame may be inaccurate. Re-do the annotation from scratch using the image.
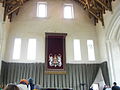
[45,33,67,74]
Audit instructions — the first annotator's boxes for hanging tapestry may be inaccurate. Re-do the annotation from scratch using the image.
[45,33,67,74]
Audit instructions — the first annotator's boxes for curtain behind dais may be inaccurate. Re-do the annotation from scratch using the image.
[100,61,110,85]
[0,61,109,90]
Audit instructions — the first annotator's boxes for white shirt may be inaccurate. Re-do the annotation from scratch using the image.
[17,84,29,90]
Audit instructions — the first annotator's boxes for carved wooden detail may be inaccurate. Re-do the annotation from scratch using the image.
[1,0,29,22]
[73,0,115,25]
[0,0,115,26]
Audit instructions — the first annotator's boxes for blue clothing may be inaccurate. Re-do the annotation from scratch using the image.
[29,84,34,90]
[89,88,93,90]
[28,78,34,90]
[112,86,120,90]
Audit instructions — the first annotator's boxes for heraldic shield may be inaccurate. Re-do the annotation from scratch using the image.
[45,33,67,74]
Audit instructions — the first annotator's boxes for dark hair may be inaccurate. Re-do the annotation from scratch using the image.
[4,84,19,90]
[113,82,117,85]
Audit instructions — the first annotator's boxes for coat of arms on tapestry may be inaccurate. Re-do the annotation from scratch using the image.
[45,33,67,74]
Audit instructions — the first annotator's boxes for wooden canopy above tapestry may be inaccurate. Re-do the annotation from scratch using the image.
[45,33,67,74]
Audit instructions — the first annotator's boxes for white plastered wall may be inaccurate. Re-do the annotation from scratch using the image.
[0,3,11,73]
[96,0,120,86]
[5,0,100,64]
[0,3,2,73]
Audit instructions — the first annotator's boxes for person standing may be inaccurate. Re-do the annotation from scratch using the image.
[112,82,120,90]
[17,79,29,90]
[28,78,34,90]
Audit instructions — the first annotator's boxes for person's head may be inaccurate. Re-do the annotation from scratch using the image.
[28,78,33,84]
[20,79,29,85]
[4,84,19,90]
[113,82,117,86]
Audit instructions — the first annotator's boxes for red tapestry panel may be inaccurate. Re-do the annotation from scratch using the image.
[45,33,67,74]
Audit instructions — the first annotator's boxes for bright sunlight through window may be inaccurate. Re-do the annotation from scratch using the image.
[64,4,74,19]
[13,38,21,59]
[74,39,81,60]
[37,2,47,18]
[27,39,36,60]
[87,40,95,61]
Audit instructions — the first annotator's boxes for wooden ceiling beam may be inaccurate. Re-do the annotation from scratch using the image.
[79,0,88,9]
[88,9,103,23]
[1,0,115,26]
[95,5,103,11]
[79,0,86,6]
[20,0,24,4]
[95,0,111,11]
[85,0,90,9]
[6,0,14,4]
[15,8,20,15]
[74,0,105,25]
[2,0,29,21]
[107,0,112,11]
[7,6,20,15]
[74,0,87,9]
[15,0,23,4]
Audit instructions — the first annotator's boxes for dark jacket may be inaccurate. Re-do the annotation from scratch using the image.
[112,86,120,90]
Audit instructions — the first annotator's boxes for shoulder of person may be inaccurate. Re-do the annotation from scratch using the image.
[17,84,28,90]
[34,84,41,89]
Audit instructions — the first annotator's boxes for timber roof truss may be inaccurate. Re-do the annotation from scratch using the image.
[0,0,115,26]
